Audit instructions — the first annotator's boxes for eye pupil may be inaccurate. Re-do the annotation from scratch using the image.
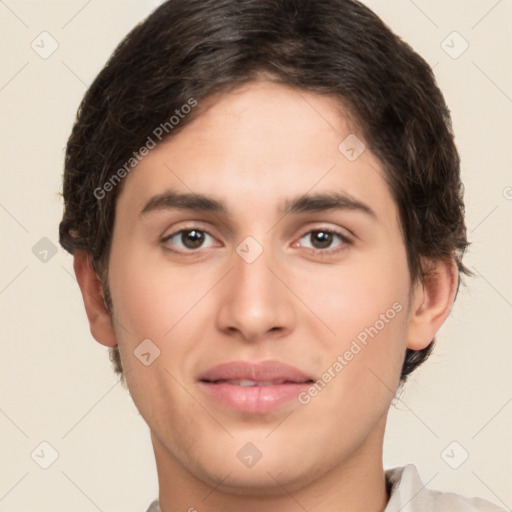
[311,230,333,249]
[182,229,204,248]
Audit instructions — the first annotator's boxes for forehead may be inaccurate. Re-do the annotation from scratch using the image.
[116,81,397,227]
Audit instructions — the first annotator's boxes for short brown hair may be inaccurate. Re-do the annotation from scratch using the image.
[59,0,470,386]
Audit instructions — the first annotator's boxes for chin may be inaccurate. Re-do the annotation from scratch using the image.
[198,463,307,498]
[184,437,322,497]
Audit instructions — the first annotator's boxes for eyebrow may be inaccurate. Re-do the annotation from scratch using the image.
[140,190,376,218]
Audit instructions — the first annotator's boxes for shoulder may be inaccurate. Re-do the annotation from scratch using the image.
[384,464,506,512]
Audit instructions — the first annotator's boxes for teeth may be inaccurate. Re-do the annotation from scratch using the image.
[225,379,284,386]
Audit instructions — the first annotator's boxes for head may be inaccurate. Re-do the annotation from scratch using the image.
[59,0,469,494]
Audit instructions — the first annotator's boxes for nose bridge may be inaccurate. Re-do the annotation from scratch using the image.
[232,234,282,307]
[234,236,276,294]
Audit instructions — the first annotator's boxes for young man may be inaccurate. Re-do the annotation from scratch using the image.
[59,1,504,510]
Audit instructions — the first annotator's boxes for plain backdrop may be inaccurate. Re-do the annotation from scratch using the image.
[1,1,511,511]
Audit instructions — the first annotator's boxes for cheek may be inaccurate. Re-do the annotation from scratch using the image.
[107,250,211,421]
[109,247,211,339]
[292,271,408,451]
[295,245,411,400]
[296,248,410,343]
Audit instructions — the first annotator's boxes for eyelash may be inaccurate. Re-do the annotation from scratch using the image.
[161,226,352,257]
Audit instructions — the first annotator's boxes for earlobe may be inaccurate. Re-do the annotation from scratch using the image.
[406,258,458,351]
[73,251,118,348]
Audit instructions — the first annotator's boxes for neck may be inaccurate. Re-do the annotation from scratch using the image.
[152,416,390,512]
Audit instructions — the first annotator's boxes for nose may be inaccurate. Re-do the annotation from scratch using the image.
[215,241,296,343]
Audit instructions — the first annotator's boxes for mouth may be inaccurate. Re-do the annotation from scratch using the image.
[200,379,314,386]
[198,359,314,383]
[197,360,315,414]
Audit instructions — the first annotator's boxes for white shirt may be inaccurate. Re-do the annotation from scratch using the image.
[145,464,506,511]
[383,464,506,511]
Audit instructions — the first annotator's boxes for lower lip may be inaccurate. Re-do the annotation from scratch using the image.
[198,381,311,414]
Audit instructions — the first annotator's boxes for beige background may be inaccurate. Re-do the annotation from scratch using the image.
[1,0,511,510]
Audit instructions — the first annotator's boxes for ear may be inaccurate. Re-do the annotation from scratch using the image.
[73,251,117,348]
[406,258,459,351]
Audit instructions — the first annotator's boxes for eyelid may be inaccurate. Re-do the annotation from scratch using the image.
[297,224,354,242]
[161,224,218,248]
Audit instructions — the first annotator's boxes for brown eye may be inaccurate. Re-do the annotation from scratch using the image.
[162,228,216,252]
[180,229,205,249]
[298,228,350,255]
[309,230,334,249]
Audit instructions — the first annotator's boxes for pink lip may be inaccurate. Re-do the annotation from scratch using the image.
[198,360,313,383]
[197,360,314,414]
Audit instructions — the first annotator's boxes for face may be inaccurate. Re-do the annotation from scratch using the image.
[107,81,413,494]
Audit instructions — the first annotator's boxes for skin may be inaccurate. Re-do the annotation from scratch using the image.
[74,81,457,512]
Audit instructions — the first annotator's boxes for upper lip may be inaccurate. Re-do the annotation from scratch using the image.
[198,360,314,383]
